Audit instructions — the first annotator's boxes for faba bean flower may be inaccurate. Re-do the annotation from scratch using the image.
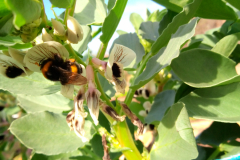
[139,101,152,117]
[66,87,88,142]
[92,44,136,93]
[67,16,84,44]
[0,48,33,78]
[85,65,101,125]
[24,41,87,98]
[135,80,156,99]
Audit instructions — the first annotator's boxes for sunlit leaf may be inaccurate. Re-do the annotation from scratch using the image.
[100,0,127,43]
[130,13,143,33]
[139,21,159,42]
[150,102,198,160]
[50,0,72,8]
[5,0,41,29]
[132,18,198,89]
[147,9,167,22]
[10,111,96,155]
[17,93,73,113]
[0,73,61,96]
[171,49,239,88]
[180,82,240,122]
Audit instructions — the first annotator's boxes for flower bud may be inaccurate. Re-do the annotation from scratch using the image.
[42,28,53,42]
[67,16,83,44]
[51,19,66,36]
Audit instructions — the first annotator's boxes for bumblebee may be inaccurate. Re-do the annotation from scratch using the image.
[40,54,87,85]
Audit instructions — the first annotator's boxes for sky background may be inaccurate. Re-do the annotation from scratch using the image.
[43,0,164,54]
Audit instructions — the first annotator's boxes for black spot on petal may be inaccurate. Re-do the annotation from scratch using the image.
[6,66,24,78]
[112,63,121,78]
[145,89,150,97]
[149,124,155,130]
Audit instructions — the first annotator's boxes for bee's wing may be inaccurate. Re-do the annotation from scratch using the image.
[58,68,87,85]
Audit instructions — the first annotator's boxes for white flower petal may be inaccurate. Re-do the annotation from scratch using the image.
[24,41,69,72]
[51,19,66,36]
[139,110,147,117]
[110,44,136,67]
[61,84,74,99]
[144,80,156,96]
[73,115,89,142]
[42,28,53,42]
[8,47,25,66]
[0,55,27,75]
[80,64,86,77]
[143,101,152,112]
[67,16,83,44]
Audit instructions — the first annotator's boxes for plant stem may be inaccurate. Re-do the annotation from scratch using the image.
[39,0,48,27]
[207,147,221,160]
[124,53,152,105]
[65,44,86,67]
[63,8,69,25]
[92,27,102,39]
[69,0,76,16]
[97,43,108,60]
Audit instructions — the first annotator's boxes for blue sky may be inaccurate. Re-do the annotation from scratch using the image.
[43,0,164,54]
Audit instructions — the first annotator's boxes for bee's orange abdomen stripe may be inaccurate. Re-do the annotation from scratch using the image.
[41,61,52,78]
[71,64,78,73]
[69,59,75,62]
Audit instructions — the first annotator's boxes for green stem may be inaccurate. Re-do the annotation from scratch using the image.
[207,147,221,160]
[124,53,152,105]
[69,0,76,16]
[40,0,48,27]
[92,27,102,39]
[63,8,69,25]
[81,147,102,160]
[65,44,86,67]
[96,43,108,60]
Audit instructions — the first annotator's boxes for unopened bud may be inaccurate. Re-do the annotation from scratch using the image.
[42,28,53,42]
[67,16,83,44]
[51,19,66,36]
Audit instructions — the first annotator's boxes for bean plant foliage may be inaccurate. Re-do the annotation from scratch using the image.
[1,0,240,160]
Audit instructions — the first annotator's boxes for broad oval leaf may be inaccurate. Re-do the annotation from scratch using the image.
[17,93,73,113]
[5,0,41,29]
[50,0,72,8]
[171,49,239,88]
[132,18,198,89]
[10,111,95,155]
[139,21,159,42]
[130,13,143,33]
[110,33,145,69]
[151,0,202,55]
[145,90,175,124]
[211,32,240,57]
[180,82,240,122]
[100,0,127,43]
[74,0,107,25]
[150,102,198,160]
[32,150,83,160]
[0,73,61,96]
[0,35,25,46]
[153,0,238,20]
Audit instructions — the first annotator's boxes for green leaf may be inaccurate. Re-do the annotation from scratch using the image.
[145,90,175,124]
[98,73,115,98]
[197,122,240,146]
[129,102,145,122]
[153,0,238,20]
[226,0,240,10]
[150,102,198,160]
[171,49,239,88]
[0,73,61,96]
[116,30,127,35]
[190,34,219,48]
[175,83,195,102]
[158,10,177,35]
[0,42,32,50]
[130,13,143,33]
[107,0,116,11]
[90,134,103,157]
[32,150,83,160]
[110,33,145,69]
[50,0,71,8]
[132,18,198,89]
[4,0,41,29]
[100,0,127,43]
[0,35,24,46]
[10,111,95,155]
[0,0,11,17]
[147,9,167,22]
[211,32,240,57]
[73,0,107,25]
[179,82,240,122]
[17,93,73,113]
[139,22,159,42]
[220,141,240,158]
[71,25,92,54]
[151,0,202,55]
